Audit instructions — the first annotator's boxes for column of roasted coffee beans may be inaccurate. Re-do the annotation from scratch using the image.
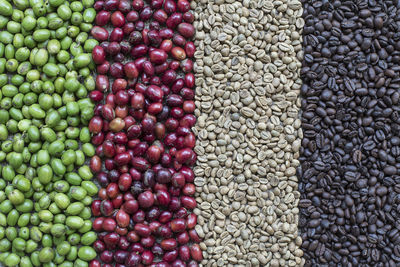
[299,1,400,266]
[192,0,304,266]
[88,0,202,266]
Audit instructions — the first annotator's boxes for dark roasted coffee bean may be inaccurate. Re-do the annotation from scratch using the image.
[384,166,397,175]
[352,150,362,163]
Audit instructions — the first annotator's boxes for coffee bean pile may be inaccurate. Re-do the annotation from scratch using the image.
[299,0,400,266]
[192,0,304,265]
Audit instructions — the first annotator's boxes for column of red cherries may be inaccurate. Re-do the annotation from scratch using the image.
[87,0,202,266]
